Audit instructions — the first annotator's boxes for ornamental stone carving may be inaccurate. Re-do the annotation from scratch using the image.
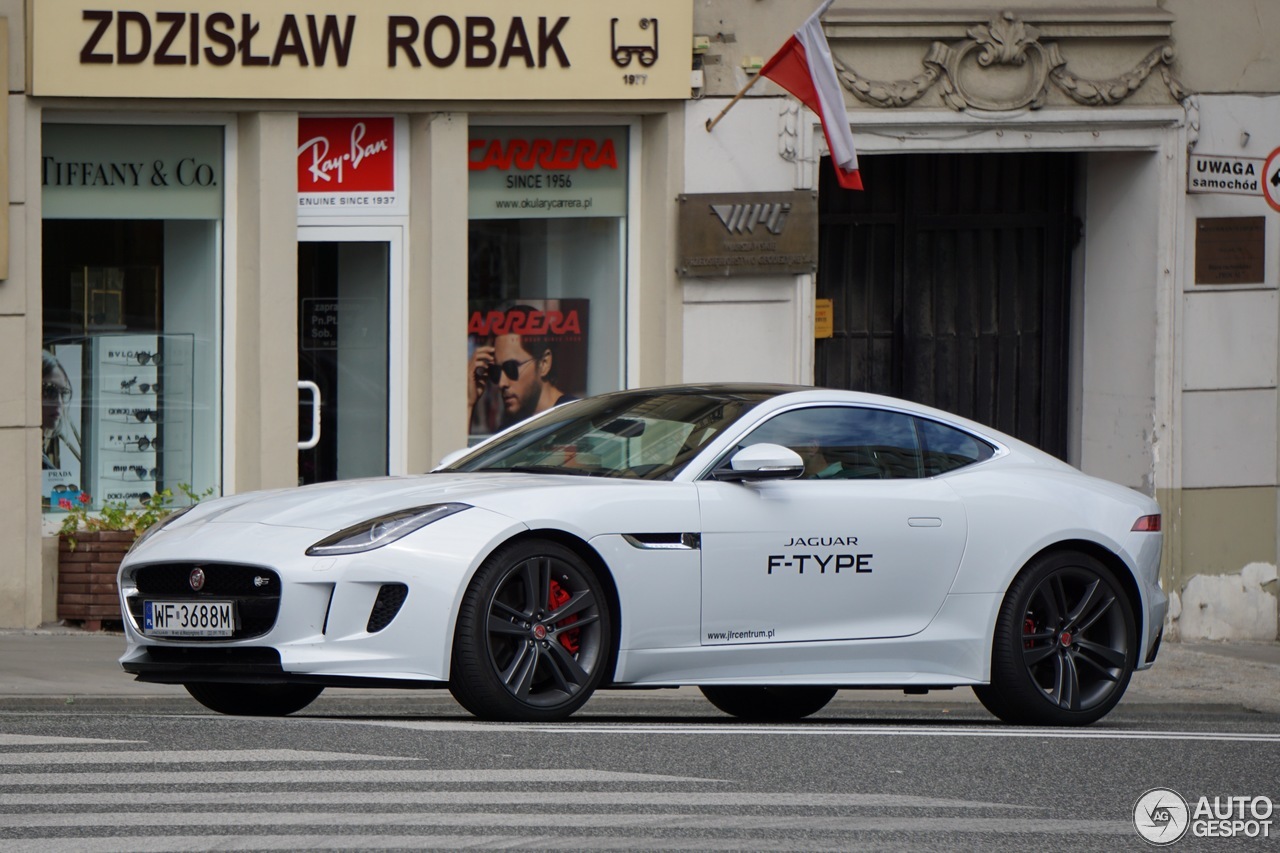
[832,11,1188,112]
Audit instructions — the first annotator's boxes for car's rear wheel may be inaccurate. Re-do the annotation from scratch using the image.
[974,551,1136,726]
[184,683,324,716]
[449,539,612,722]
[700,686,837,721]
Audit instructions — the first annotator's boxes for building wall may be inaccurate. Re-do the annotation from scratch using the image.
[0,0,39,628]
[1165,93,1280,639]
[684,1,1280,640]
[4,1,1280,640]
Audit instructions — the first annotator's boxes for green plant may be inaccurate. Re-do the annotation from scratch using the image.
[58,484,211,550]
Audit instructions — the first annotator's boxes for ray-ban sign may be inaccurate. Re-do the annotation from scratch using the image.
[677,191,818,278]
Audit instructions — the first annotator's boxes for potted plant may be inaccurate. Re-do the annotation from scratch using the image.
[56,486,206,630]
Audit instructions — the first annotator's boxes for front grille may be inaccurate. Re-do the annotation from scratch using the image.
[125,563,282,640]
[367,583,408,633]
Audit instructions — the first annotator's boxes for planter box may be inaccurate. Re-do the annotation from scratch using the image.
[57,530,134,631]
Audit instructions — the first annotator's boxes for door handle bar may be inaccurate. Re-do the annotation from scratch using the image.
[298,380,322,450]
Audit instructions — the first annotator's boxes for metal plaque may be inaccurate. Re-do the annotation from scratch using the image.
[1195,216,1265,285]
[677,191,818,277]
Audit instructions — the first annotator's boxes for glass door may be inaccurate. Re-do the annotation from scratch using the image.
[297,226,403,485]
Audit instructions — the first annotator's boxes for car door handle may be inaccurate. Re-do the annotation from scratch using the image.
[908,517,943,527]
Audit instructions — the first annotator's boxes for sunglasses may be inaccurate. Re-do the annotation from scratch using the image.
[50,484,80,494]
[127,465,158,480]
[135,351,162,365]
[133,409,160,423]
[129,436,161,451]
[480,357,535,384]
[42,383,72,403]
[120,377,159,393]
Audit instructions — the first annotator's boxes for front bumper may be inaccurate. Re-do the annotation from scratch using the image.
[117,508,525,685]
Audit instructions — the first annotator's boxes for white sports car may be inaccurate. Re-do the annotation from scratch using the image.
[118,384,1166,725]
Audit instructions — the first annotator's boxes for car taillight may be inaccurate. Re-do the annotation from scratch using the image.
[1132,514,1161,532]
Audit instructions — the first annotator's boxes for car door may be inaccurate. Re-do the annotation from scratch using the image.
[696,405,968,645]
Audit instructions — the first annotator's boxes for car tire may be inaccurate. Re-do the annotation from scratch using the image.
[184,683,324,717]
[700,686,837,721]
[974,550,1136,726]
[449,539,613,722]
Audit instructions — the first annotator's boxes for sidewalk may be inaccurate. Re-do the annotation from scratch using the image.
[1,626,1277,714]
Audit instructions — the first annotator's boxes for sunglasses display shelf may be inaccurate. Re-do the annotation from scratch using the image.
[85,334,194,509]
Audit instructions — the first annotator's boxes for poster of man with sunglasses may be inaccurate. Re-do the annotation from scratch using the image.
[466,299,588,440]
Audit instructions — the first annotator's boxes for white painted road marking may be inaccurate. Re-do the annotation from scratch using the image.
[0,748,410,765]
[326,719,1280,743]
[0,768,712,786]
[0,790,1027,809]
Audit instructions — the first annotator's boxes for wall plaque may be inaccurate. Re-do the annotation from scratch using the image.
[677,191,817,277]
[1194,217,1264,285]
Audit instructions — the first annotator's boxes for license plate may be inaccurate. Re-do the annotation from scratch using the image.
[143,600,236,637]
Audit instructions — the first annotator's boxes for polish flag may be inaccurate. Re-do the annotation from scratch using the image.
[759,0,863,190]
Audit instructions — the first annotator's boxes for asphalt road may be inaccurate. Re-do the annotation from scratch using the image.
[0,629,1277,850]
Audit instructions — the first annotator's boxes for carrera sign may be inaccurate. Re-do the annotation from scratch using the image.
[468,137,619,173]
[297,116,406,217]
[468,126,628,220]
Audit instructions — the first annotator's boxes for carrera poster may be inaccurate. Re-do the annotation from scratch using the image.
[466,299,589,440]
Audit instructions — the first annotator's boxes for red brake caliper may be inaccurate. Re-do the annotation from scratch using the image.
[548,580,581,654]
[1023,617,1037,650]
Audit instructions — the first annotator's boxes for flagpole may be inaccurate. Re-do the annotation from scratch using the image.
[704,72,764,132]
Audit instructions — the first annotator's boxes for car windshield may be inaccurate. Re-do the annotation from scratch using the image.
[444,389,775,480]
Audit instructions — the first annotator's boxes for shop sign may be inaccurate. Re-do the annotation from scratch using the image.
[468,126,627,220]
[677,191,818,277]
[814,299,834,339]
[1188,154,1263,196]
[30,0,694,101]
[42,124,223,220]
[297,116,407,218]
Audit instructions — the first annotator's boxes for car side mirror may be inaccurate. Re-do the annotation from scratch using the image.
[713,443,805,482]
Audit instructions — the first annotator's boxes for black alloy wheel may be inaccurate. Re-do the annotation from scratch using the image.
[184,683,324,716]
[975,551,1136,726]
[450,539,612,722]
[700,685,837,721]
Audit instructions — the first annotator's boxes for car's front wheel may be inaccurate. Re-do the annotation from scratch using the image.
[184,683,324,716]
[449,539,613,722]
[974,551,1136,726]
[700,686,837,721]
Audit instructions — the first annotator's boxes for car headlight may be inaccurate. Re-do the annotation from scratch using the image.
[305,503,471,557]
[128,503,198,555]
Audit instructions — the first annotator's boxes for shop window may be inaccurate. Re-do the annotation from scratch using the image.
[466,126,627,442]
[41,124,223,514]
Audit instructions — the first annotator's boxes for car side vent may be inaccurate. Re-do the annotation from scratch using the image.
[367,583,409,633]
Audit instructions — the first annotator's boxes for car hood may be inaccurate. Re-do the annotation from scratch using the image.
[187,473,646,531]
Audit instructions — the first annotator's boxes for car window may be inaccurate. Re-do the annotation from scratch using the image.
[916,418,995,475]
[738,406,923,480]
[446,390,772,480]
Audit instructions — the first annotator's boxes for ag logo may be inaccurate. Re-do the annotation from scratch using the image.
[710,203,792,235]
[1134,788,1189,845]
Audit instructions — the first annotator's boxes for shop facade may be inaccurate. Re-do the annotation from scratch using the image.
[679,1,1280,640]
[3,0,692,627]
[4,1,1279,642]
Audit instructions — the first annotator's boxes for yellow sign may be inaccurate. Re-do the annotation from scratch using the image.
[814,298,833,339]
[29,0,692,100]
